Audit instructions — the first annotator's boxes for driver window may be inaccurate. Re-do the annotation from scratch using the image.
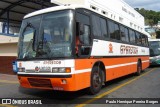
[23,27,34,52]
[79,25,90,45]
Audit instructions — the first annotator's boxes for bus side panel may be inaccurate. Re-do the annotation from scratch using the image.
[74,59,95,90]
[74,56,149,89]
[103,57,130,81]
[141,56,149,70]
[106,56,149,81]
[73,72,91,91]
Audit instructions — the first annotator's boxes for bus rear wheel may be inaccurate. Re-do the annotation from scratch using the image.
[136,61,142,76]
[88,66,103,95]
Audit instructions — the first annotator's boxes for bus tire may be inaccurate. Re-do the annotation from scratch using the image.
[136,61,142,76]
[88,66,103,95]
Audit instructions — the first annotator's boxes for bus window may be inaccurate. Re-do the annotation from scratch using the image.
[108,20,120,40]
[92,15,101,37]
[100,18,108,38]
[108,20,115,39]
[136,32,142,45]
[120,25,129,42]
[76,13,91,45]
[76,13,89,25]
[114,23,120,40]
[79,25,90,45]
[124,27,129,42]
[141,34,146,46]
[76,12,91,56]
[145,36,149,46]
[129,29,136,43]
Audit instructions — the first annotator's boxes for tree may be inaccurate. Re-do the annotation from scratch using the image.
[135,8,160,26]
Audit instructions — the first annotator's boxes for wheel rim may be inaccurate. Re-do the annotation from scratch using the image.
[93,71,102,88]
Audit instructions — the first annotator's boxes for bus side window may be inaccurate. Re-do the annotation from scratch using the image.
[100,18,108,38]
[76,12,91,56]
[114,23,120,40]
[141,34,146,46]
[129,29,136,43]
[92,15,101,37]
[120,25,129,42]
[136,32,142,45]
[108,20,115,39]
[108,20,120,40]
[145,36,149,46]
[79,24,90,45]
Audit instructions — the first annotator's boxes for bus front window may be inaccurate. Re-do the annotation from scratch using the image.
[18,10,74,60]
[149,41,160,57]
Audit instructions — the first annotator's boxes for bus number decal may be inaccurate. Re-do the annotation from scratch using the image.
[43,61,61,65]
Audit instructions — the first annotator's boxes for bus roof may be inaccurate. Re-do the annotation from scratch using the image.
[24,5,79,19]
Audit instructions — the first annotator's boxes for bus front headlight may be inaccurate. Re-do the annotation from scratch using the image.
[59,68,65,73]
[52,68,71,73]
[52,68,59,73]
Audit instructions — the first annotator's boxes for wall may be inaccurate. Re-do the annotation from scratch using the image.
[0,43,18,56]
[0,35,18,74]
[0,56,17,74]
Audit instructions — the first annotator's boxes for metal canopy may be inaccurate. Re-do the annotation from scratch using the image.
[0,0,59,24]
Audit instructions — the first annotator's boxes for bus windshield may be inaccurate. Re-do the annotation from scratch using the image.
[18,10,74,60]
[149,41,160,57]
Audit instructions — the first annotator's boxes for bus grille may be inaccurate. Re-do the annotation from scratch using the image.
[28,78,52,88]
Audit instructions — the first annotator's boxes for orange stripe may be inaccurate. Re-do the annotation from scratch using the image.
[75,56,149,70]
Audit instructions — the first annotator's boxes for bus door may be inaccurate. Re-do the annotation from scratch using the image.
[75,11,92,57]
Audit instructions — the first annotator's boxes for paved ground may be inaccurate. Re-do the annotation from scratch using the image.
[0,74,18,81]
[0,66,160,107]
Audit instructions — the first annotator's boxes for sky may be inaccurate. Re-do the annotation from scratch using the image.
[123,0,160,11]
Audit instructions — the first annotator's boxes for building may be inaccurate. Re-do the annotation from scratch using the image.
[0,0,60,74]
[0,34,18,74]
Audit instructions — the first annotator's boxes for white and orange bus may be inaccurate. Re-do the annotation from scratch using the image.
[17,0,149,94]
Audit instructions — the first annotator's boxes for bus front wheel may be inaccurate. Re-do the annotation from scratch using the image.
[88,66,103,95]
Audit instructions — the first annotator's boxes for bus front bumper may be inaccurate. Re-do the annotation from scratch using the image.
[17,74,76,91]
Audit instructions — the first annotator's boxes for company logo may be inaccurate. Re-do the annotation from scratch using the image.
[35,66,40,72]
[120,45,138,54]
[109,43,113,53]
[2,99,11,104]
[35,66,51,72]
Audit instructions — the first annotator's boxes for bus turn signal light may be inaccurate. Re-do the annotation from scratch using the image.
[66,68,71,73]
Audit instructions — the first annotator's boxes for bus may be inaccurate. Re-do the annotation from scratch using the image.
[17,0,149,94]
[149,39,160,65]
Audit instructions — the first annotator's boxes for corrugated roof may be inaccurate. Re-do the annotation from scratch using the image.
[0,0,59,24]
